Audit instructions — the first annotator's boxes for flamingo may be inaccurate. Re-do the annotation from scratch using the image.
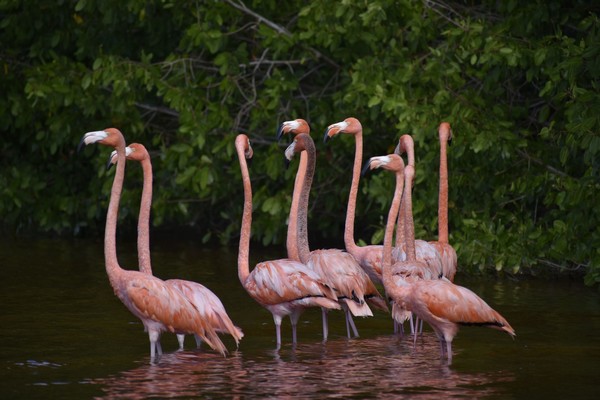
[276,119,310,263]
[234,134,340,348]
[391,134,444,279]
[376,157,515,364]
[283,130,387,340]
[362,154,437,335]
[78,128,227,359]
[427,123,458,281]
[108,143,243,350]
[322,118,438,288]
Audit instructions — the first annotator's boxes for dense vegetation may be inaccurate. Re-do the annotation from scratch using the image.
[1,1,598,285]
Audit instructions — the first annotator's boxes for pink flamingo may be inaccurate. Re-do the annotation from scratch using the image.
[427,122,458,281]
[79,129,227,359]
[109,143,243,350]
[392,134,444,279]
[283,130,387,340]
[234,134,340,348]
[377,157,515,364]
[392,135,448,278]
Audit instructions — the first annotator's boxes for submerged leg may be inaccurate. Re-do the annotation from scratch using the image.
[348,313,359,338]
[290,310,301,344]
[194,334,203,349]
[321,308,329,341]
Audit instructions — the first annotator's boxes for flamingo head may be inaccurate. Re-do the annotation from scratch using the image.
[323,117,362,143]
[394,134,413,156]
[277,118,310,141]
[78,128,125,152]
[361,154,404,176]
[235,134,253,160]
[107,145,134,169]
[439,122,452,145]
[107,143,149,169]
[284,133,313,168]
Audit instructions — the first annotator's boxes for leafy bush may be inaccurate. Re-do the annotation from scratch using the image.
[1,0,598,285]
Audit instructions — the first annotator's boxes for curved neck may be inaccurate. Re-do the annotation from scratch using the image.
[137,157,153,275]
[296,139,316,264]
[105,141,126,279]
[384,170,405,268]
[237,146,252,284]
[344,131,363,253]
[403,170,417,261]
[286,151,306,262]
[438,138,449,243]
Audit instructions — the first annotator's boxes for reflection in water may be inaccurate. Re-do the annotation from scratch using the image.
[90,334,514,399]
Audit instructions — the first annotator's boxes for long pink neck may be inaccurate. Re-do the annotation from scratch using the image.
[438,137,449,243]
[236,144,252,284]
[344,131,363,254]
[383,169,405,269]
[296,138,316,264]
[403,167,417,261]
[137,157,153,275]
[286,151,306,262]
[395,139,414,248]
[105,138,126,283]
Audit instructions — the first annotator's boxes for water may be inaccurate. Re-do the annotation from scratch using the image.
[1,236,599,399]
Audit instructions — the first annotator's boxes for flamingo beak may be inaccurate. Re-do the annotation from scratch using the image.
[78,130,108,152]
[106,150,117,170]
[284,141,296,169]
[276,124,285,141]
[394,142,401,155]
[361,160,373,177]
[323,128,332,143]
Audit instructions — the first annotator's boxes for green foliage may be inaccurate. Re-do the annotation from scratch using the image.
[1,0,599,285]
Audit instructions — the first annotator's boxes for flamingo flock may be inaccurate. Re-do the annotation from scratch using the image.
[78,118,514,364]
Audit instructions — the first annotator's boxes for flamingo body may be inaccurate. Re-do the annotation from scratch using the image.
[235,134,340,347]
[80,129,226,359]
[110,143,243,350]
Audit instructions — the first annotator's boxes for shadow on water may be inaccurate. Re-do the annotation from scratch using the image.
[1,236,600,398]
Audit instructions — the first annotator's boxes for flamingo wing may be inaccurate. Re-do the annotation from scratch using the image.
[167,279,244,344]
[246,259,337,306]
[417,281,515,335]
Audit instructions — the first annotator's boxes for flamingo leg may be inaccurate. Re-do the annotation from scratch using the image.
[346,310,359,338]
[194,334,203,349]
[273,314,282,349]
[149,331,162,359]
[290,311,301,344]
[446,340,453,364]
[176,334,185,350]
[321,308,329,340]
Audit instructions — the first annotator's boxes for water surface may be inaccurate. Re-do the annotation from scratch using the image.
[1,236,599,398]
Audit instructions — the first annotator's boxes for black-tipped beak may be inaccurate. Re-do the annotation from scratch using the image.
[284,157,290,169]
[323,129,331,144]
[448,137,453,146]
[276,124,285,141]
[361,161,372,177]
[77,137,86,153]
[247,157,253,168]
[106,158,115,170]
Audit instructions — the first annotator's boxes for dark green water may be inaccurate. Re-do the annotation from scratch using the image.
[1,236,599,399]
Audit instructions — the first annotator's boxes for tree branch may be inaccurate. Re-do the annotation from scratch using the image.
[223,0,340,69]
[515,148,571,179]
